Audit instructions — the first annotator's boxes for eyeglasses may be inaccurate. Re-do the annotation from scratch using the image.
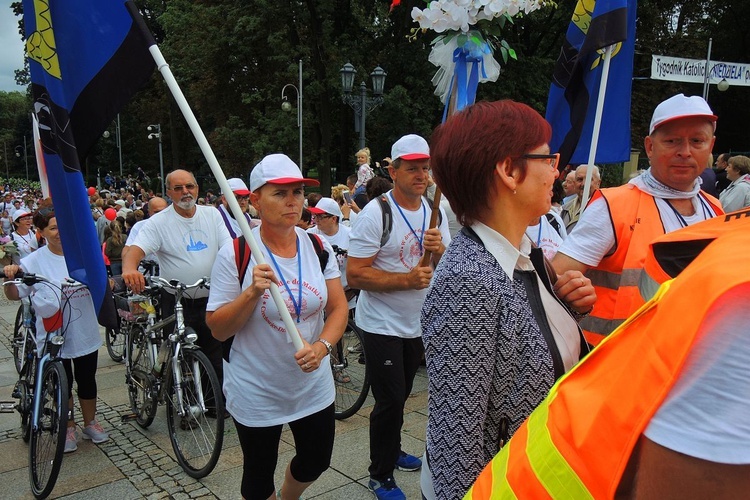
[169,183,197,191]
[236,195,250,200]
[315,214,334,220]
[520,152,560,171]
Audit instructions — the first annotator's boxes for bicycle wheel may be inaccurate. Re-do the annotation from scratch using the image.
[333,320,370,420]
[13,305,36,375]
[165,344,224,478]
[29,361,69,499]
[127,324,157,428]
[105,318,126,362]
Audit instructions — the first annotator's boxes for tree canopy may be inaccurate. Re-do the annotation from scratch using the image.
[3,0,749,193]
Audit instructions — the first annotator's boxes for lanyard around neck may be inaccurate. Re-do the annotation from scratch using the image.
[665,196,712,228]
[389,192,426,254]
[264,236,303,323]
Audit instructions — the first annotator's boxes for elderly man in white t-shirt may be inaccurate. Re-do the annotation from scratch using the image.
[122,170,231,382]
[347,134,451,499]
[553,94,724,346]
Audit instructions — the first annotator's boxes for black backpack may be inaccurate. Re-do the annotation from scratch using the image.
[222,232,329,362]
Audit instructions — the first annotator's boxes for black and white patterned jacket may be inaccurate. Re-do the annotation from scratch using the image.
[421,227,586,499]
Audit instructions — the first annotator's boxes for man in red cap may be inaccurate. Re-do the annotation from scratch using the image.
[553,94,724,346]
[348,134,451,499]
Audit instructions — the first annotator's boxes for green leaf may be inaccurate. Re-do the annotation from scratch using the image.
[500,46,509,64]
[457,34,467,47]
[509,48,518,60]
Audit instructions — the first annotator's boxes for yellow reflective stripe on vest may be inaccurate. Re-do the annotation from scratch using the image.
[464,447,518,500]
[525,399,593,499]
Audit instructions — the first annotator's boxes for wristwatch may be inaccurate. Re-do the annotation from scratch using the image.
[316,338,333,356]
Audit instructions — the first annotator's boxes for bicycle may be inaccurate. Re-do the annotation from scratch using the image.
[124,275,224,478]
[106,260,159,362]
[1,271,78,499]
[329,245,370,420]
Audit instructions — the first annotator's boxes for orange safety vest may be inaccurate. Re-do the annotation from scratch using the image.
[580,185,722,346]
[465,210,750,500]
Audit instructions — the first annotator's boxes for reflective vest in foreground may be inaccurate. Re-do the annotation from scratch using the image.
[465,210,750,500]
[580,185,722,346]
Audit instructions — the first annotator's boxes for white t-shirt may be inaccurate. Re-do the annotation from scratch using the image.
[125,219,159,265]
[559,193,718,267]
[307,224,351,287]
[206,226,340,427]
[525,211,567,261]
[12,230,38,263]
[17,246,102,358]
[645,283,750,464]
[348,190,451,338]
[132,205,231,298]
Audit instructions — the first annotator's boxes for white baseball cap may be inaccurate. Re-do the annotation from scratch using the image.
[649,94,717,135]
[249,154,320,192]
[12,210,31,222]
[308,197,343,219]
[224,178,250,196]
[391,134,430,161]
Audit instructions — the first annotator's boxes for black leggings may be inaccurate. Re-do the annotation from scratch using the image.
[233,404,335,500]
[61,350,99,400]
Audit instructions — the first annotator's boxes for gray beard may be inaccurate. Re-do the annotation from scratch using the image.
[175,198,196,211]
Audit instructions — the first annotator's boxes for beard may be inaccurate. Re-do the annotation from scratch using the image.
[175,196,196,211]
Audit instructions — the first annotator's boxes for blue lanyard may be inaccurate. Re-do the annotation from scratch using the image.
[389,192,426,254]
[265,237,303,323]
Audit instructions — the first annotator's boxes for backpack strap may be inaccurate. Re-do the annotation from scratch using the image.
[377,195,393,247]
[306,233,329,272]
[545,212,562,238]
[234,236,252,285]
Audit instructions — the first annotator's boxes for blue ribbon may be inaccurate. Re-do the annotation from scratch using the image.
[443,38,491,123]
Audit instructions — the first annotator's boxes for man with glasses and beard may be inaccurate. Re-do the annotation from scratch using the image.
[121,169,231,383]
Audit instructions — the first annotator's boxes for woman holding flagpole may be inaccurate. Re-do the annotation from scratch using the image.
[420,100,595,499]
[206,154,348,500]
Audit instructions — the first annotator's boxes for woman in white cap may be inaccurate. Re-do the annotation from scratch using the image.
[207,154,348,500]
[11,209,38,263]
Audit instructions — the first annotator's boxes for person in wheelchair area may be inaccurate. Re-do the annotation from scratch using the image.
[3,200,109,454]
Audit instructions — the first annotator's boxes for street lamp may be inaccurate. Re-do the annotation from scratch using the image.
[102,114,124,176]
[281,60,303,169]
[147,124,165,195]
[340,63,387,150]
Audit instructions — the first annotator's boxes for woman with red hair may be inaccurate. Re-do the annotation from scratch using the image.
[420,100,596,499]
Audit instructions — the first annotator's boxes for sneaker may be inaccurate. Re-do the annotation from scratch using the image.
[81,419,109,444]
[64,426,79,453]
[368,477,405,500]
[395,451,422,471]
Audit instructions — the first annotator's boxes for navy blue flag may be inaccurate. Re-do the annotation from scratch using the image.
[23,0,155,327]
[545,0,636,168]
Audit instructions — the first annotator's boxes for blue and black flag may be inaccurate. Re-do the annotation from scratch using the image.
[545,0,636,168]
[23,0,155,327]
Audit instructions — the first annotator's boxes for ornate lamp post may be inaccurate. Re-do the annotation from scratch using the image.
[281,60,303,169]
[340,63,387,150]
[14,135,29,181]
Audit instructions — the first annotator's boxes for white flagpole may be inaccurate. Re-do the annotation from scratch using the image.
[581,44,615,210]
[146,45,305,351]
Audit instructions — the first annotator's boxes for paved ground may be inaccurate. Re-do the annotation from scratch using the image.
[0,294,429,499]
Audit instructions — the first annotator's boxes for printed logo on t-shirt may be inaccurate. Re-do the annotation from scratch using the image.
[259,278,324,334]
[183,230,209,252]
[398,231,424,269]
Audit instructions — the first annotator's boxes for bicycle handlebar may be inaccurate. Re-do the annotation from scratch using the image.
[1,270,88,289]
[146,276,209,292]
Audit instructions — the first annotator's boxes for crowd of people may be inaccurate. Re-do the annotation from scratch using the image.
[1,92,748,499]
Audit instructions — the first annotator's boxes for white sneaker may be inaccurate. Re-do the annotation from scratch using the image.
[64,426,79,453]
[81,419,109,444]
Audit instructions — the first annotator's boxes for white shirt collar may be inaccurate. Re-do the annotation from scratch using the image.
[470,221,534,278]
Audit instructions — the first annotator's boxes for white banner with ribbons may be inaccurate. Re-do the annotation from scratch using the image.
[651,55,750,87]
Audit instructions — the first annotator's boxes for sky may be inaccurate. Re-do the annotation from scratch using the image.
[0,4,27,93]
